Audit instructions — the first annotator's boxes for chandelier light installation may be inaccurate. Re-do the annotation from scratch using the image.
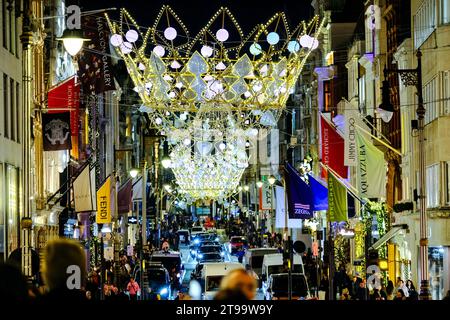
[167,107,248,201]
[105,6,324,201]
[106,6,324,130]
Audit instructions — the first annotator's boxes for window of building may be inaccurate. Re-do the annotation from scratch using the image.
[15,81,19,142]
[10,78,14,141]
[414,0,437,48]
[442,70,450,116]
[446,161,450,204]
[424,76,438,124]
[3,74,8,139]
[2,0,7,49]
[324,80,332,112]
[358,74,366,111]
[8,0,15,55]
[441,0,450,24]
[426,163,440,208]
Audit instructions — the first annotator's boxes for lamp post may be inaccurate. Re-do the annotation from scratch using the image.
[268,175,276,234]
[379,49,431,300]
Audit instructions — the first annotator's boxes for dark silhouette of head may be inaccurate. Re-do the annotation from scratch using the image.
[0,263,29,302]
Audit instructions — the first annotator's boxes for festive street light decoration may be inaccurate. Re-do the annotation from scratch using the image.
[105,6,324,130]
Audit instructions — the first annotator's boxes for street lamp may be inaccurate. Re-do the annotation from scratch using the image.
[57,28,90,56]
[381,50,431,300]
[243,185,250,192]
[129,168,139,178]
[268,176,276,234]
[161,155,172,169]
[256,181,263,188]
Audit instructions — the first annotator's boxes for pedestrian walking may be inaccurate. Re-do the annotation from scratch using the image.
[405,280,418,300]
[126,276,140,301]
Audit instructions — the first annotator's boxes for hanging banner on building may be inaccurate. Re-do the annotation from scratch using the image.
[73,165,93,212]
[118,179,133,214]
[259,182,273,210]
[42,112,72,151]
[274,185,302,229]
[356,130,387,198]
[96,176,112,224]
[327,171,348,222]
[344,107,358,166]
[78,15,116,95]
[309,174,328,211]
[321,114,348,179]
[284,162,313,219]
[47,76,80,136]
[90,168,97,211]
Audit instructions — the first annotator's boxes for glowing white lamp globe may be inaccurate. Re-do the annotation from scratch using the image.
[287,40,300,53]
[267,32,280,45]
[216,28,229,42]
[120,42,132,54]
[153,45,165,57]
[164,27,177,40]
[249,43,262,55]
[201,45,213,57]
[110,34,123,47]
[125,29,139,42]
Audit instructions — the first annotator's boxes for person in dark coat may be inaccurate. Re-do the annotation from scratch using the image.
[0,263,29,302]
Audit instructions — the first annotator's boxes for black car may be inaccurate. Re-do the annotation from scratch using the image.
[150,252,185,289]
[190,263,204,281]
[146,263,172,300]
[198,252,223,263]
[196,245,224,260]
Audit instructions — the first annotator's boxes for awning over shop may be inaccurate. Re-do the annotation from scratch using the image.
[369,224,409,250]
[132,176,143,201]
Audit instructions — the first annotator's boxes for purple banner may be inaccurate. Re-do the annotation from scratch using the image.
[284,162,313,219]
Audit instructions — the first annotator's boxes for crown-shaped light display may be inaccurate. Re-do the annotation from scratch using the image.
[167,109,248,200]
[106,6,324,117]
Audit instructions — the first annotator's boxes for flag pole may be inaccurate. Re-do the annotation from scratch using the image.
[355,124,402,157]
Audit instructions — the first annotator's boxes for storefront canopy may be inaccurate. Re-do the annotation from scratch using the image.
[369,224,409,250]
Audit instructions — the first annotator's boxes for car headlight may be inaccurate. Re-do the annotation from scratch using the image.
[176,273,181,278]
[220,252,225,257]
[190,249,195,254]
[198,254,204,259]
[194,239,200,244]
[215,237,219,242]
[160,287,168,296]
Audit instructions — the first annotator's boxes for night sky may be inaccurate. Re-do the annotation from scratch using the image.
[71,0,317,35]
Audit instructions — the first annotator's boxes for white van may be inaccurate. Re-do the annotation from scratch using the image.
[201,262,244,300]
[261,253,305,297]
[243,248,279,278]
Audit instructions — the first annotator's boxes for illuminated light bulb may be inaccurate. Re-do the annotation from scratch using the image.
[164,27,177,40]
[120,42,132,54]
[216,28,229,42]
[168,92,176,99]
[163,74,173,81]
[170,60,181,69]
[155,117,162,125]
[219,143,226,150]
[153,45,165,57]
[249,42,262,55]
[110,34,123,47]
[175,82,183,89]
[180,112,188,121]
[201,45,213,57]
[244,91,251,98]
[287,40,300,53]
[183,138,191,146]
[267,32,280,45]
[215,61,226,70]
[245,141,250,147]
[138,63,146,70]
[125,29,139,42]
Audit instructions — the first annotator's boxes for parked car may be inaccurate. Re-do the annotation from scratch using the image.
[264,273,309,300]
[229,236,248,255]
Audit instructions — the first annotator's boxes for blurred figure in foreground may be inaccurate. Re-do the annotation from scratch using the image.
[40,238,87,301]
[216,269,257,300]
[0,263,29,302]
